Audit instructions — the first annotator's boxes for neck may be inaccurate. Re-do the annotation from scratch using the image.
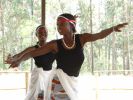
[63,33,74,41]
[38,41,46,47]
[62,34,75,49]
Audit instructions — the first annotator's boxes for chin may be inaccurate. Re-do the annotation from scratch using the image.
[58,30,61,33]
[58,31,62,35]
[60,33,64,36]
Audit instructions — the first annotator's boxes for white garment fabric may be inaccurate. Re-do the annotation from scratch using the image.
[47,69,79,100]
[25,67,52,100]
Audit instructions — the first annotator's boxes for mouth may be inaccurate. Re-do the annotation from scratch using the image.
[58,29,62,33]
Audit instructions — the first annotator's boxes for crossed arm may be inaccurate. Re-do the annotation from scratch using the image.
[5,46,35,65]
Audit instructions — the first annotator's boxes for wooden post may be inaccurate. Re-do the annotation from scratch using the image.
[41,0,46,25]
[25,72,29,93]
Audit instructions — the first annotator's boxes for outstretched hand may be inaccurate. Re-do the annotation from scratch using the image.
[9,59,21,68]
[5,54,20,68]
[114,23,128,32]
[5,54,14,64]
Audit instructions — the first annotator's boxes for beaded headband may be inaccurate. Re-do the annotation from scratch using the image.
[36,26,47,35]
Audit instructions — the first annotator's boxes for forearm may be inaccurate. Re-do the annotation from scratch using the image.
[97,27,114,39]
[12,54,21,59]
[12,47,34,59]
[9,51,33,68]
[20,44,52,61]
[18,41,56,64]
[97,22,128,39]
[10,42,56,68]
[20,52,31,62]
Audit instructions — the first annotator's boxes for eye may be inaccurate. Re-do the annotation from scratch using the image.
[57,23,61,27]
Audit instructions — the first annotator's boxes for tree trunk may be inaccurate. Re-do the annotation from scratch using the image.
[0,0,6,69]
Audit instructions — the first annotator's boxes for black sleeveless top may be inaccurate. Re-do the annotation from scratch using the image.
[56,34,84,77]
[33,44,55,71]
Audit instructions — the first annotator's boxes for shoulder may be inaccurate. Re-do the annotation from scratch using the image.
[46,40,59,53]
[75,33,89,47]
[79,33,94,46]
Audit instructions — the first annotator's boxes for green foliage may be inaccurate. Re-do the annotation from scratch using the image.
[0,0,41,70]
[0,0,133,74]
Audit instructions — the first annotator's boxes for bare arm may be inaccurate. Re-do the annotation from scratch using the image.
[80,22,128,46]
[13,47,35,58]
[10,40,57,68]
[5,46,35,64]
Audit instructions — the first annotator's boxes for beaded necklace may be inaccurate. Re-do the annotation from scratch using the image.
[62,34,75,49]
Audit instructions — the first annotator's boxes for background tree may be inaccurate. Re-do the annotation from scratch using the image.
[1,0,133,75]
